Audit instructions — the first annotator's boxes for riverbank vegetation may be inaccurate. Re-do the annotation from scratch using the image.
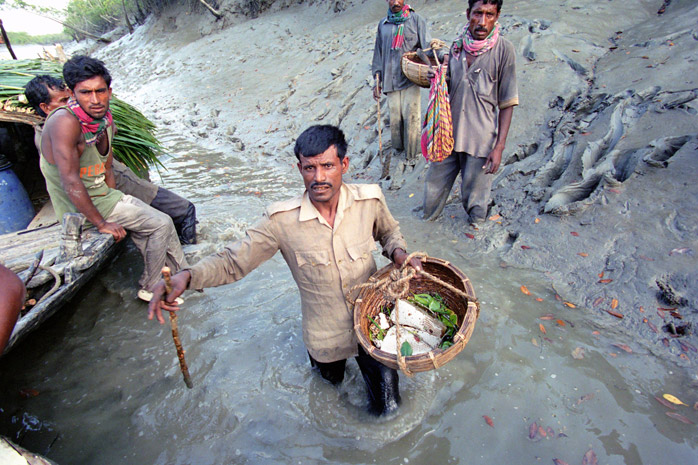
[6,31,70,45]
[1,0,221,42]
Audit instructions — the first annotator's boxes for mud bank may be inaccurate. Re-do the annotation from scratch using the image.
[68,0,698,377]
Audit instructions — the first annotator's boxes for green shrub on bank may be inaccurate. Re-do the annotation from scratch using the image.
[6,32,72,46]
[63,0,184,38]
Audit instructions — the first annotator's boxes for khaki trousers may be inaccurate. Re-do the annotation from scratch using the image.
[387,85,421,160]
[106,195,188,290]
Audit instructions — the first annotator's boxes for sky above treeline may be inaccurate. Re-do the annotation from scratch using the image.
[2,0,70,35]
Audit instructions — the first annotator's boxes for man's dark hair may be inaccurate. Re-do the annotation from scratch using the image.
[62,55,112,91]
[294,125,348,161]
[24,75,65,117]
[468,0,503,12]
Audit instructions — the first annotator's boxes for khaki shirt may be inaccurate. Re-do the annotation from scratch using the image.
[447,37,519,158]
[188,184,407,363]
[372,11,432,93]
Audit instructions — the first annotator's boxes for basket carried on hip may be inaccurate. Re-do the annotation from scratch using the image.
[353,256,479,374]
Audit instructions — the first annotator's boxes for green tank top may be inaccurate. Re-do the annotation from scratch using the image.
[39,111,123,226]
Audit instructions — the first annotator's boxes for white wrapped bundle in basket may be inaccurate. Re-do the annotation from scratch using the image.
[376,299,447,355]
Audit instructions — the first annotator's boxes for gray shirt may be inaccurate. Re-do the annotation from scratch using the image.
[447,37,519,158]
[372,11,432,93]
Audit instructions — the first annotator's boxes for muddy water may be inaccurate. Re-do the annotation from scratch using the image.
[1,135,696,465]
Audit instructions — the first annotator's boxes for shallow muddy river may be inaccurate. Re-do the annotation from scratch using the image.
[1,133,696,464]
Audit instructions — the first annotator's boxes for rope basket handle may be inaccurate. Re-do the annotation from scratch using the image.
[428,38,448,51]
[424,39,448,74]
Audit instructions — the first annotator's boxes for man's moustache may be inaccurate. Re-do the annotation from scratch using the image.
[311,183,332,189]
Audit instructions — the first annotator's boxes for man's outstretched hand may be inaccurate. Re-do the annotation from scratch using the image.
[147,270,191,324]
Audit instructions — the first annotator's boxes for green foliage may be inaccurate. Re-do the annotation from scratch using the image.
[0,59,165,175]
[408,293,459,349]
[0,59,62,101]
[368,315,386,341]
[5,1,220,40]
[110,98,164,175]
[6,31,72,45]
[3,0,64,19]
[62,0,183,37]
[64,0,123,35]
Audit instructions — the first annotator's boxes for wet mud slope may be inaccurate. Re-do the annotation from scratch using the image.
[71,0,698,376]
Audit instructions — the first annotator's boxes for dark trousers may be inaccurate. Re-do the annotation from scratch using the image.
[150,187,197,244]
[309,345,401,415]
[422,152,493,221]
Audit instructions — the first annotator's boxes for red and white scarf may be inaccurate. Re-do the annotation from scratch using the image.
[66,98,113,146]
[452,22,500,59]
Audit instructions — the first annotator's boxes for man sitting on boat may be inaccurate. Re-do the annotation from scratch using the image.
[147,125,423,416]
[38,55,188,303]
[25,75,198,245]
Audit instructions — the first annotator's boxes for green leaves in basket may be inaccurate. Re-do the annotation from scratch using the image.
[400,341,413,357]
[368,316,386,341]
[409,293,458,328]
[408,292,459,350]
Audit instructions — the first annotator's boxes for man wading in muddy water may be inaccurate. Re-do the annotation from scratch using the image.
[39,56,188,302]
[423,0,518,224]
[25,75,198,246]
[148,125,423,416]
[372,0,433,163]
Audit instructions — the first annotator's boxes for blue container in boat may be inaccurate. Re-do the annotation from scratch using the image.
[0,156,35,234]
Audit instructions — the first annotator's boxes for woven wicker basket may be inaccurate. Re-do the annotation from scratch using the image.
[401,51,447,88]
[353,257,479,373]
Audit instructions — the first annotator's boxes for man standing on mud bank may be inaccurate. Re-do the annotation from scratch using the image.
[147,125,423,416]
[38,56,188,302]
[25,75,198,245]
[372,0,433,163]
[423,0,517,223]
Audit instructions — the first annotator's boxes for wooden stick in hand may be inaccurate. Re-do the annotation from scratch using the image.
[162,266,193,389]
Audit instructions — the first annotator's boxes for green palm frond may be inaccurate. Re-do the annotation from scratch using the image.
[0,59,164,176]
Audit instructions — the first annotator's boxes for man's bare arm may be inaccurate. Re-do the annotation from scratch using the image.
[484,105,514,174]
[104,123,117,189]
[45,112,126,240]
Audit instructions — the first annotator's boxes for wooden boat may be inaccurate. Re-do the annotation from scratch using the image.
[1,209,120,354]
[0,107,121,355]
[1,434,57,464]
